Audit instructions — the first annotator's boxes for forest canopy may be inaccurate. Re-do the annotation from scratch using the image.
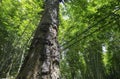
[0,0,120,79]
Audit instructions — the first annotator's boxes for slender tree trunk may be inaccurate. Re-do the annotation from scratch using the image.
[71,72,75,79]
[16,0,60,79]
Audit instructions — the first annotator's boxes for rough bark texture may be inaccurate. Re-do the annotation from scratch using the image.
[16,0,60,79]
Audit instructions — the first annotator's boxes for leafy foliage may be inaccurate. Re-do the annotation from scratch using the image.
[0,0,43,78]
[59,0,120,79]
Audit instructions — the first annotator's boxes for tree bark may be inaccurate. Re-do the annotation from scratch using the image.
[16,0,60,79]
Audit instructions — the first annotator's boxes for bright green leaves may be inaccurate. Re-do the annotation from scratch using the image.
[0,0,44,78]
[59,0,120,79]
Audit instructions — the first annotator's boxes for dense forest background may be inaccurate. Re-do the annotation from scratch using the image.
[0,0,120,79]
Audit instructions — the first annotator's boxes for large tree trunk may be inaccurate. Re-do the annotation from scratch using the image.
[16,0,60,79]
